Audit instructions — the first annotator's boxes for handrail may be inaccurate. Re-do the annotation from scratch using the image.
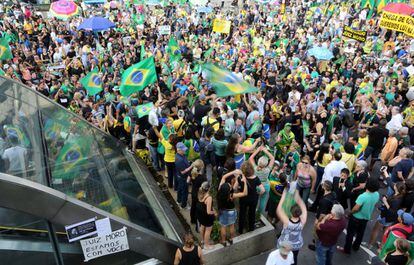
[0,172,180,263]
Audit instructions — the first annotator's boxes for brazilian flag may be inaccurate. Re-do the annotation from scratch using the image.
[120,57,157,97]
[136,102,154,118]
[379,232,414,261]
[0,38,12,61]
[80,69,103,96]
[4,124,30,147]
[203,63,258,97]
[52,137,93,180]
[167,37,181,63]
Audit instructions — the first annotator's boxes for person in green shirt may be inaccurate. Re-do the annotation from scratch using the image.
[212,129,228,168]
[275,123,295,159]
[339,178,379,254]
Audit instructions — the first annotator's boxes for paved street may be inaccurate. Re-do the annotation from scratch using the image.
[234,162,385,265]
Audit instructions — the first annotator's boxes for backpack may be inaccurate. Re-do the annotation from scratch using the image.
[202,117,219,137]
[199,137,215,165]
[342,110,355,128]
[391,226,414,241]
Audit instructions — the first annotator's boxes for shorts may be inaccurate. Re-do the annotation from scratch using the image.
[219,209,237,226]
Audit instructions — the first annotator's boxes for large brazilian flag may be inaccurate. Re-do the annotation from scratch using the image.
[52,136,93,180]
[203,63,258,97]
[80,69,103,96]
[120,57,157,97]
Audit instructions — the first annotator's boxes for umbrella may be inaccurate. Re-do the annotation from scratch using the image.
[382,3,414,16]
[190,0,208,6]
[49,0,80,20]
[307,46,334,61]
[77,17,115,31]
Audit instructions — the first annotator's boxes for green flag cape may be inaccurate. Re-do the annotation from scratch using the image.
[120,57,157,96]
[0,37,12,60]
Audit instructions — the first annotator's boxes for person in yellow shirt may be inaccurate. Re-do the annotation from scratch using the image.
[173,110,186,141]
[23,20,33,35]
[154,127,178,190]
[314,143,332,189]
[201,108,221,133]
[341,143,357,172]
[358,129,369,152]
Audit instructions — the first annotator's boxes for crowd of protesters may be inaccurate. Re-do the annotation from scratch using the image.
[0,0,414,264]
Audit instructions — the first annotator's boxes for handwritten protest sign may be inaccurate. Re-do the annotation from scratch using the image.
[80,227,129,262]
[379,11,414,38]
[342,26,367,42]
[213,19,231,34]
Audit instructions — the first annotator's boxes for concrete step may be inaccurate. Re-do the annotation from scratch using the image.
[232,249,273,265]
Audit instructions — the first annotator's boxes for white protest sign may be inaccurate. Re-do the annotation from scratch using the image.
[95,217,112,236]
[80,227,129,262]
[158,25,171,35]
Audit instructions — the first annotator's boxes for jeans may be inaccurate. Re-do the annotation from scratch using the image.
[177,176,188,208]
[316,241,335,265]
[257,182,270,214]
[315,165,325,189]
[297,184,311,207]
[149,145,162,171]
[165,162,176,189]
[342,125,350,143]
[344,215,368,253]
[205,164,213,183]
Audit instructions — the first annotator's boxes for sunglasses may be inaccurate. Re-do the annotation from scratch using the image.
[302,161,310,165]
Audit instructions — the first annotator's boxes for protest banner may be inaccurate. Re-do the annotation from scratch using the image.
[158,25,171,35]
[342,26,367,42]
[212,19,231,34]
[379,11,414,38]
[80,227,129,262]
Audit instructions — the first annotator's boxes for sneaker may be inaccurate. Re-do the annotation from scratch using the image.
[337,246,350,255]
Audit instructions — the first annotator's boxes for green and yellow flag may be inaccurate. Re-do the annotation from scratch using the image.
[379,232,414,261]
[167,37,181,63]
[4,124,30,148]
[80,69,103,96]
[120,57,157,97]
[0,38,12,60]
[52,136,93,180]
[136,102,154,118]
[203,63,258,97]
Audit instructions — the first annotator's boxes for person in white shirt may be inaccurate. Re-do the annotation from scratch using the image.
[322,152,347,183]
[2,134,27,178]
[386,106,403,132]
[266,241,294,265]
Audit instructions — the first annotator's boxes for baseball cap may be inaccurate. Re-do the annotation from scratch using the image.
[176,142,188,152]
[397,210,414,225]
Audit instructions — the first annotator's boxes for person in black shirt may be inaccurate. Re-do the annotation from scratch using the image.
[238,161,264,234]
[316,180,336,220]
[364,118,389,170]
[401,179,414,213]
[193,94,211,126]
[333,168,352,210]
